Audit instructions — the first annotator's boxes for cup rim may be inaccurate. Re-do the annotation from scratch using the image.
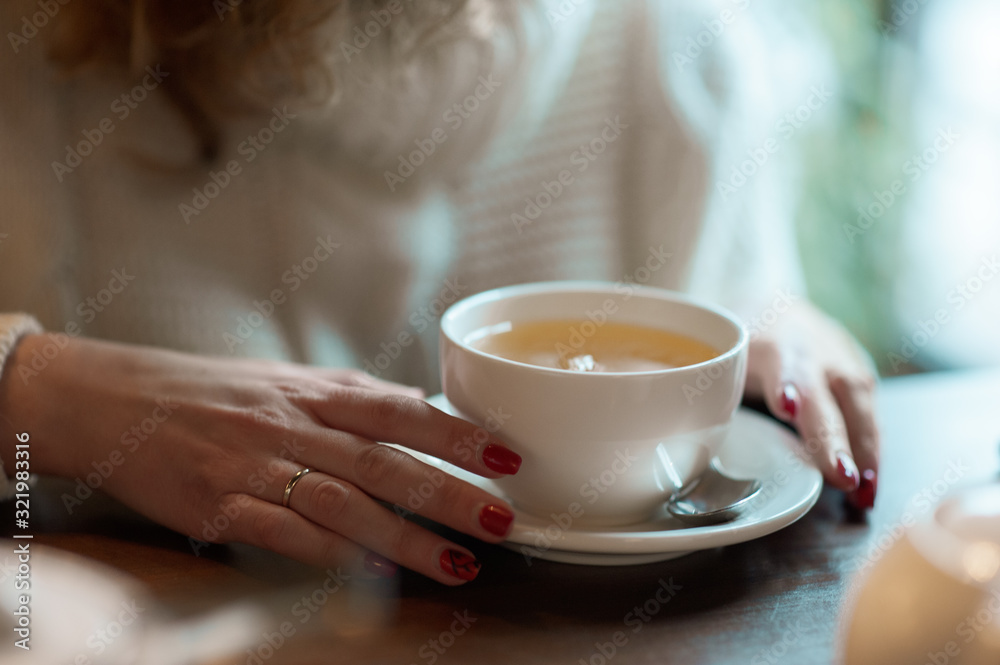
[440,280,749,378]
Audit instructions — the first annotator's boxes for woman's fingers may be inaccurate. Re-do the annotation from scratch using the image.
[828,371,880,472]
[297,431,515,542]
[281,471,493,585]
[221,495,402,581]
[228,438,512,584]
[310,368,426,399]
[302,387,521,479]
[828,370,880,509]
[748,337,797,423]
[796,377,861,493]
[752,339,861,492]
[214,381,518,583]
[222,494,371,572]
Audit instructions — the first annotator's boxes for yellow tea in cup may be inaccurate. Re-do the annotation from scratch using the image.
[468,319,719,372]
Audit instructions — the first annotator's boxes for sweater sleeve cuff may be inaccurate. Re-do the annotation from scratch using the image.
[0,313,43,499]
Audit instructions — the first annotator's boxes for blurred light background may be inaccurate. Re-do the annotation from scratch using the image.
[792,0,1000,374]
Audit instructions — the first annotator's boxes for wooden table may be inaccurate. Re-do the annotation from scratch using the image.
[8,370,1000,664]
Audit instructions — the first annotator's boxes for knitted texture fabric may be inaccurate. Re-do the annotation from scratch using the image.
[0,0,809,392]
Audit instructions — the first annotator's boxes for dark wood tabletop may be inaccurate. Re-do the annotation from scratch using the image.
[8,369,1000,665]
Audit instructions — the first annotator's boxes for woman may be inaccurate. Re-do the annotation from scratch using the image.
[0,0,878,585]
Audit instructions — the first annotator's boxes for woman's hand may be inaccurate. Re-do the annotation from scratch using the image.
[0,335,521,584]
[744,301,880,509]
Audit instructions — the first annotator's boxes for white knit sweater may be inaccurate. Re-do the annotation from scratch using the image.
[0,0,816,392]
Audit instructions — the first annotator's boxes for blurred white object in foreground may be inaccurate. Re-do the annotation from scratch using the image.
[0,541,268,665]
[842,483,1000,664]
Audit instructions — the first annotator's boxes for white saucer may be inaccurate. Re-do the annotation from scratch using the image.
[408,394,823,566]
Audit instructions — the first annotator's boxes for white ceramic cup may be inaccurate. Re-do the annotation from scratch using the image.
[439,281,749,527]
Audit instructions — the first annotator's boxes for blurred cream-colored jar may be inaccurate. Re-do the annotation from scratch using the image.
[843,483,1000,664]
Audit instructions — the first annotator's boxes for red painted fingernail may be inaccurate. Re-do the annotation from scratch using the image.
[440,549,481,581]
[482,444,521,475]
[779,383,800,420]
[849,469,877,510]
[479,504,514,537]
[837,452,861,491]
[364,552,398,578]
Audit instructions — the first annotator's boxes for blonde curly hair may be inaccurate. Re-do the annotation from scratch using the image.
[47,0,473,160]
